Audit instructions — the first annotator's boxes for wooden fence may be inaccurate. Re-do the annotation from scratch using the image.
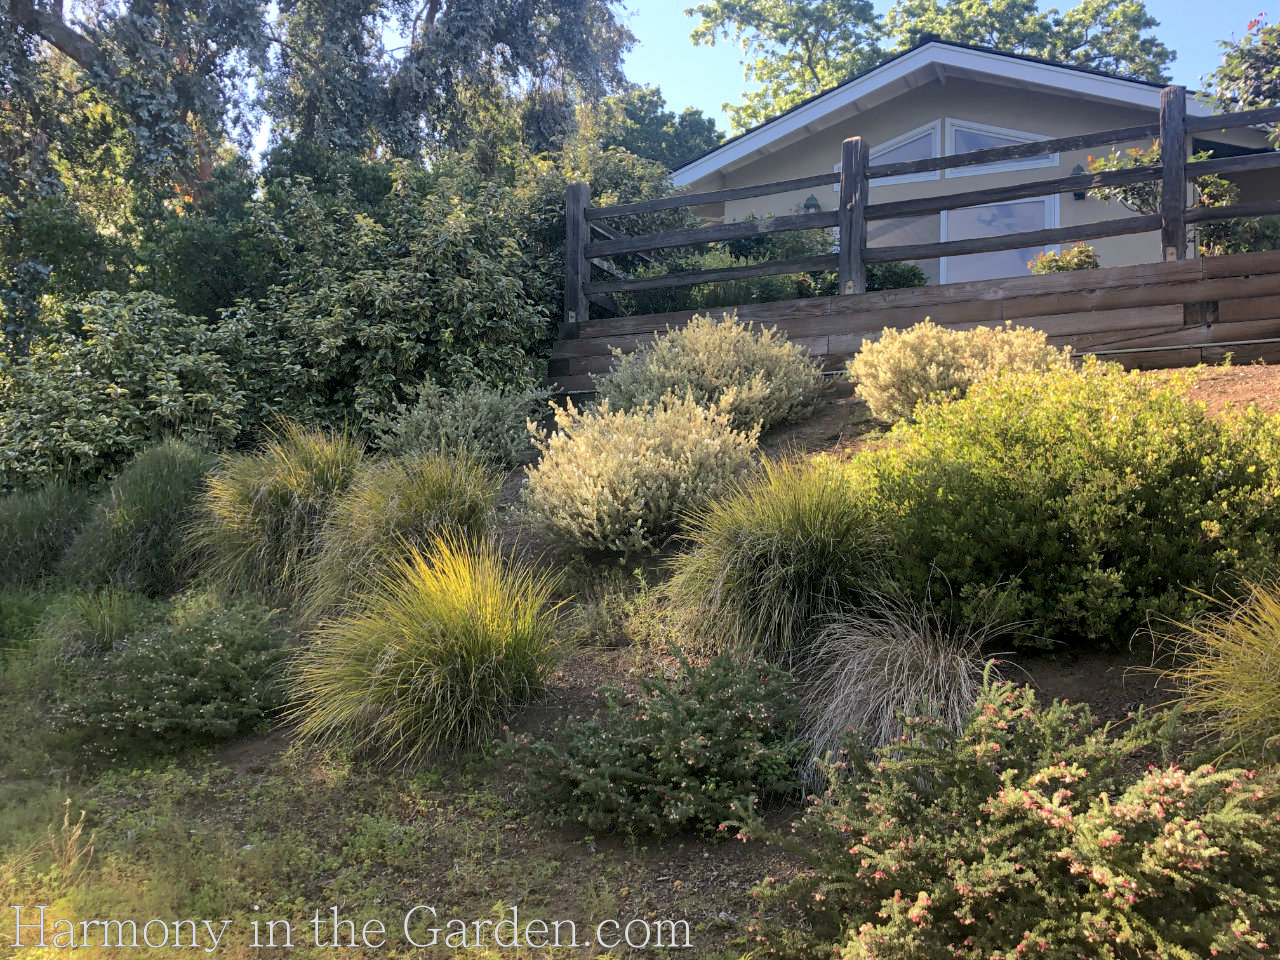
[553,86,1280,392]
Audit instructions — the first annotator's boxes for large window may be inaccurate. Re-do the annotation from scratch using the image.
[941,196,1058,284]
[944,119,1058,178]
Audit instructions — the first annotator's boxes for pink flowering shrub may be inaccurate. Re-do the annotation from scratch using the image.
[501,652,796,837]
[740,675,1280,959]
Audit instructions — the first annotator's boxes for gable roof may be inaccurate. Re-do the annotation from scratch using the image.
[673,39,1211,189]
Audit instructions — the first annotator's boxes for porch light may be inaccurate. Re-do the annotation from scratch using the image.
[1071,164,1087,200]
[803,194,822,213]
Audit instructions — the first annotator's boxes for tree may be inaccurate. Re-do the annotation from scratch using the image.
[591,85,723,170]
[689,0,1173,132]
[1208,15,1280,115]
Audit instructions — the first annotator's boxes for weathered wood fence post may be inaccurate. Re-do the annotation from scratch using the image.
[838,136,870,295]
[563,182,591,337]
[1159,85,1187,261]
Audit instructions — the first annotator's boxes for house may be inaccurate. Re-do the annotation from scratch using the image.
[671,39,1278,285]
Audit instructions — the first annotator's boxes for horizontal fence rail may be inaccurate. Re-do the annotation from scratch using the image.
[560,83,1280,337]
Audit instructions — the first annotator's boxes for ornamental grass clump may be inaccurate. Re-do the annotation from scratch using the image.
[190,422,363,603]
[504,652,796,837]
[593,312,823,432]
[664,458,885,661]
[0,483,87,588]
[741,675,1280,960]
[291,536,562,763]
[62,440,214,597]
[304,453,497,617]
[847,319,1071,423]
[521,396,758,556]
[860,359,1280,648]
[1160,581,1280,759]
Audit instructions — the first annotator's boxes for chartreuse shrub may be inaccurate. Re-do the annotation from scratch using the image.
[305,453,497,617]
[190,422,364,603]
[375,380,550,466]
[0,484,87,588]
[664,458,884,660]
[504,652,796,837]
[0,292,245,489]
[847,319,1071,423]
[592,313,824,432]
[1161,581,1280,759]
[61,440,214,597]
[291,536,562,762]
[56,592,287,756]
[522,396,758,556]
[860,360,1280,647]
[741,676,1280,960]
[1030,242,1100,273]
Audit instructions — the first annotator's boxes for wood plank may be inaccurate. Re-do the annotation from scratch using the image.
[867,165,1162,221]
[590,222,655,264]
[1186,200,1280,224]
[586,171,841,220]
[1218,294,1280,322]
[864,215,1163,263]
[584,210,837,258]
[1160,85,1188,261]
[1186,104,1280,133]
[838,137,870,295]
[869,122,1161,179]
[1186,151,1280,179]
[583,254,836,296]
[563,182,591,334]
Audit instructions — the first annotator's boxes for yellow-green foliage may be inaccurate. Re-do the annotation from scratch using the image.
[522,396,758,556]
[664,458,884,660]
[847,319,1071,423]
[1030,242,1100,273]
[593,312,823,432]
[291,536,562,762]
[1162,582,1280,757]
[190,422,364,603]
[305,453,497,617]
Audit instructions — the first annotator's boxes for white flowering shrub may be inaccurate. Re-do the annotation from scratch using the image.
[521,396,759,556]
[593,312,823,432]
[847,319,1072,423]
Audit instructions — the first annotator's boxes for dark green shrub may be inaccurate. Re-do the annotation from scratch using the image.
[865,261,927,291]
[0,589,62,664]
[0,484,87,587]
[58,594,287,755]
[664,458,885,660]
[305,453,497,617]
[292,536,562,762]
[375,380,550,466]
[190,423,364,603]
[860,360,1280,647]
[0,292,244,489]
[740,678,1280,960]
[35,589,166,663]
[504,652,797,837]
[62,440,214,597]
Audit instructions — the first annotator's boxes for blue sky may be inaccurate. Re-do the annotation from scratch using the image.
[620,0,1265,131]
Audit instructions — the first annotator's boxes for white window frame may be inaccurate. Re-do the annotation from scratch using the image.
[939,194,1060,284]
[944,118,1058,178]
[834,120,942,192]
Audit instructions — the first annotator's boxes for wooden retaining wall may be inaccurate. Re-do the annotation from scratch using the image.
[547,249,1280,393]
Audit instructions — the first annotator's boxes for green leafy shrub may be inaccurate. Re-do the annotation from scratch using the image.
[61,440,214,597]
[0,484,87,588]
[190,423,364,603]
[865,261,927,291]
[1029,242,1100,273]
[58,594,287,755]
[664,458,884,660]
[504,652,796,837]
[1161,581,1280,758]
[305,454,497,617]
[0,590,62,664]
[375,380,550,466]
[860,360,1280,647]
[292,536,562,762]
[741,678,1280,960]
[522,396,758,556]
[847,319,1072,423]
[593,313,823,432]
[0,292,244,489]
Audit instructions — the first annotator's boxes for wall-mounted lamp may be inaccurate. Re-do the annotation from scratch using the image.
[1071,164,1087,201]
[803,194,822,213]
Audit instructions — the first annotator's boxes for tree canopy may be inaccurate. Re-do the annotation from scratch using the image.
[687,0,1175,131]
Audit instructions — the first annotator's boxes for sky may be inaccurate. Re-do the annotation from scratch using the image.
[619,0,1266,132]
